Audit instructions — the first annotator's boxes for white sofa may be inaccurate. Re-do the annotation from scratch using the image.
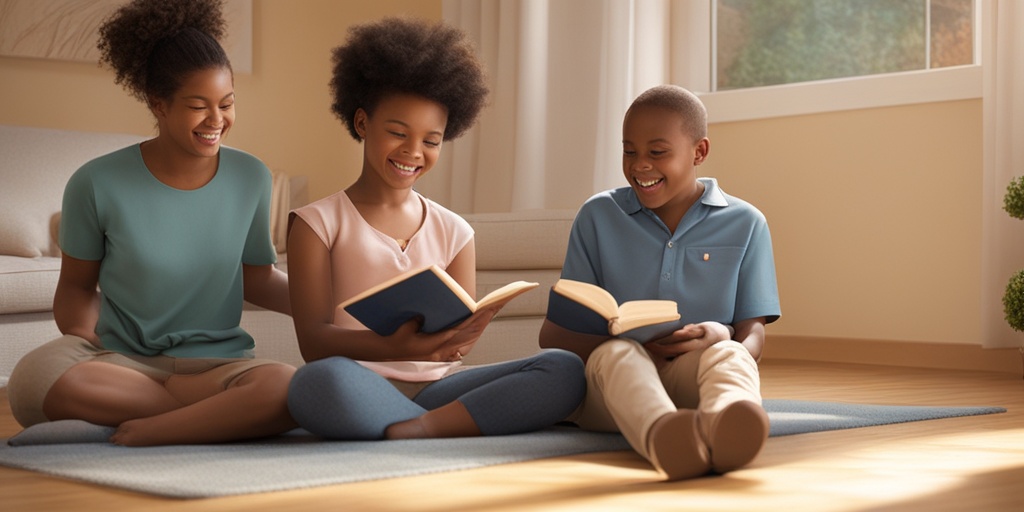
[0,124,575,385]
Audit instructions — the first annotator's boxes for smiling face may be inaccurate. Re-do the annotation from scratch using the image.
[151,66,235,159]
[622,104,709,229]
[354,93,448,191]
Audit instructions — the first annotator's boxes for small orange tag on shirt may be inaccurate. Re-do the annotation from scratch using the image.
[703,253,710,261]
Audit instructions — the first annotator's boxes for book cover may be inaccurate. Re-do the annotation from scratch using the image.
[546,279,682,343]
[341,265,538,336]
[614,318,687,344]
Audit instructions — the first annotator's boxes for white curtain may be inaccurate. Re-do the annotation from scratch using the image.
[981,0,1024,348]
[419,0,669,212]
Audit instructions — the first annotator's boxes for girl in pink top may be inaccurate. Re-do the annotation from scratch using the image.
[285,18,585,440]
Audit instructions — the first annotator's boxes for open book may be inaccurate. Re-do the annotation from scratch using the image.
[340,265,539,336]
[547,279,682,343]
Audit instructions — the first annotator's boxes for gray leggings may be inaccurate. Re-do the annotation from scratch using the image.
[286,349,585,439]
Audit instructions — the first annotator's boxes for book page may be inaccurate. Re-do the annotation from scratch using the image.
[611,301,681,335]
[476,281,540,310]
[551,279,619,320]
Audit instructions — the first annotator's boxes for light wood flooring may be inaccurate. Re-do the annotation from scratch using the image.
[1,359,1022,512]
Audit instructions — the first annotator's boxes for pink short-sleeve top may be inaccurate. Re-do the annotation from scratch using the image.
[290,190,474,380]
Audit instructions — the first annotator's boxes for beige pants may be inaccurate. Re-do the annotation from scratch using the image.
[572,339,761,461]
[7,335,280,428]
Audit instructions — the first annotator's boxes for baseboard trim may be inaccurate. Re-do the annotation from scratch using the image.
[763,335,1024,376]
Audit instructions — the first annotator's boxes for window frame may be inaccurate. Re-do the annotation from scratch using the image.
[671,0,983,123]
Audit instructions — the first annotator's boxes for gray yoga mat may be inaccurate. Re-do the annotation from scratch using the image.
[0,399,1005,498]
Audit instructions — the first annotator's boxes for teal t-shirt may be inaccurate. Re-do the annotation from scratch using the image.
[59,144,277,358]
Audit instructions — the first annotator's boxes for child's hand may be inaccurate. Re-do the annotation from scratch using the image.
[434,298,514,361]
[387,307,500,362]
[443,306,502,359]
[644,321,733,364]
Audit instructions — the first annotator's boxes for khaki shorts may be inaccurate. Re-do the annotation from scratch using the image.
[7,335,282,427]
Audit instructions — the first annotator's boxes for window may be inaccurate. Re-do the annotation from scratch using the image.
[715,0,974,90]
[671,0,983,122]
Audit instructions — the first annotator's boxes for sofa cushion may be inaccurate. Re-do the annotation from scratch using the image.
[0,256,61,315]
[0,125,147,258]
[463,210,576,271]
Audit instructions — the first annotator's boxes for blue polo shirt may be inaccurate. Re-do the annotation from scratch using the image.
[59,145,277,358]
[557,178,780,327]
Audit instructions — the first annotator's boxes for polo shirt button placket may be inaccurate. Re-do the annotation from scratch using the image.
[662,240,676,281]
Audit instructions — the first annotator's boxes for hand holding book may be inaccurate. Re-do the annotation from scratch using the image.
[340,265,539,336]
[378,306,495,359]
[546,279,683,343]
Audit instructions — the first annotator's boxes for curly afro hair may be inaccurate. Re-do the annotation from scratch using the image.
[97,0,230,104]
[330,17,489,142]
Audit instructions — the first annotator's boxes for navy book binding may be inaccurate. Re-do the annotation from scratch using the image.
[342,265,539,336]
[546,280,682,343]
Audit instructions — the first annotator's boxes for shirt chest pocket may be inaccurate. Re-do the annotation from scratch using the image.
[679,246,745,323]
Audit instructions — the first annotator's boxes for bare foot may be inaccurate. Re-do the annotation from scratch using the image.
[109,418,162,446]
[384,401,482,439]
[384,417,430,439]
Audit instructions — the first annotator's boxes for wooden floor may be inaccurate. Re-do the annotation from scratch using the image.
[2,359,1022,511]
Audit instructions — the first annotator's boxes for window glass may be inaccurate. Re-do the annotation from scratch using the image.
[715,0,974,91]
[930,0,974,68]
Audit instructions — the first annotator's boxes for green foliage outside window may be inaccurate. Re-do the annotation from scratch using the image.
[716,0,973,91]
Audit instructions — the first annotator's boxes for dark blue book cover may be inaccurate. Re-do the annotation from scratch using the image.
[343,267,474,336]
[546,280,681,343]
[342,266,538,336]
[547,288,613,336]
[615,319,687,344]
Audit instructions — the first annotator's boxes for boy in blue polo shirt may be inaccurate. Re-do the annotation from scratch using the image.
[540,85,781,481]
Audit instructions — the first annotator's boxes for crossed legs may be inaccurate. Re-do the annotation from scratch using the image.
[42,359,297,446]
[287,349,585,440]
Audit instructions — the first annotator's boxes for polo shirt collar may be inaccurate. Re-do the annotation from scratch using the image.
[700,177,729,207]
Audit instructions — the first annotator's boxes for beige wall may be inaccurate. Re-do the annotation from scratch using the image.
[0,0,442,203]
[704,99,983,345]
[0,3,985,347]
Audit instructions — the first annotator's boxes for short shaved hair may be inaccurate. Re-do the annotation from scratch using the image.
[627,85,707,141]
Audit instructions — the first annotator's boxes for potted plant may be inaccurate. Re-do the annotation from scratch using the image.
[1002,176,1024,332]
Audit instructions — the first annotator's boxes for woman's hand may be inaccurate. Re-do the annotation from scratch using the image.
[644,321,733,368]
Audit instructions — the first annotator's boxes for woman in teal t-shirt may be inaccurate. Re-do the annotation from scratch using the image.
[7,0,296,446]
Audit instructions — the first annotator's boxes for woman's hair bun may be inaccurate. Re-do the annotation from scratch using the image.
[98,0,228,102]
